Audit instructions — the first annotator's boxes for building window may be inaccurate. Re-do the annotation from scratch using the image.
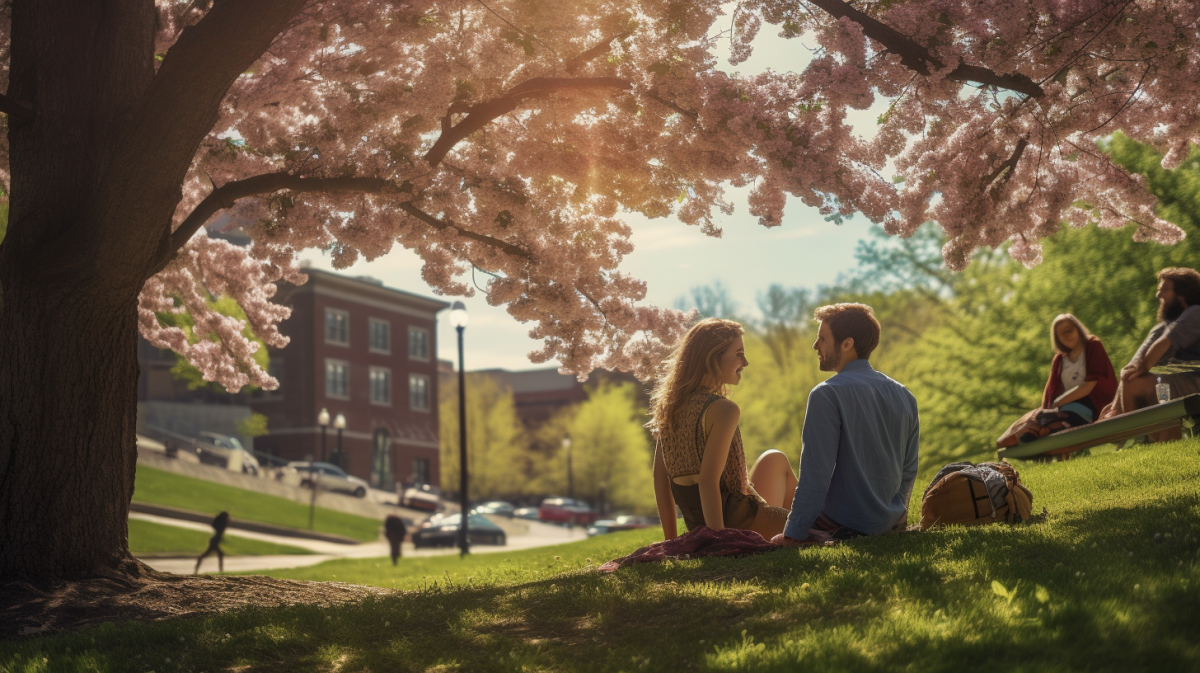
[369,318,390,354]
[371,428,393,490]
[325,309,349,345]
[412,457,430,486]
[325,359,349,399]
[369,367,391,405]
[409,374,430,411]
[409,327,430,361]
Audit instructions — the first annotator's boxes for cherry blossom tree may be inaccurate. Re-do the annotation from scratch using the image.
[1,0,1198,582]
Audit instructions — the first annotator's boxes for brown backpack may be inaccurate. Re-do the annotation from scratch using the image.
[918,461,1033,531]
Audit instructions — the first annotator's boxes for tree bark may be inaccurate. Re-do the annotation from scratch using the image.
[0,266,144,581]
[0,0,308,583]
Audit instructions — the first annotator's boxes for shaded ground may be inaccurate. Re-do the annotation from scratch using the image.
[0,561,387,639]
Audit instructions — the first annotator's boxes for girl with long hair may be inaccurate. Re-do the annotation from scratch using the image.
[648,318,797,540]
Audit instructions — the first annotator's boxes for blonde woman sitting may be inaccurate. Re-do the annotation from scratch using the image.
[649,318,797,541]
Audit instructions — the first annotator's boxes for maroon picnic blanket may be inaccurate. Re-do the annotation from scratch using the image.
[598,525,833,572]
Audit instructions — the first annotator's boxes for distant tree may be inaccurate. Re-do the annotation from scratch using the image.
[540,382,656,515]
[235,412,270,442]
[439,373,528,501]
[679,280,740,320]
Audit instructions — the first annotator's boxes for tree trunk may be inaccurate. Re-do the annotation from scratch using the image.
[0,267,143,581]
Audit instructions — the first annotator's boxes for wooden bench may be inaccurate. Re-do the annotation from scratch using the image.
[997,393,1200,461]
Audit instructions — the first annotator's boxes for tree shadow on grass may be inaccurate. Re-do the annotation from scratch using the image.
[2,498,1197,672]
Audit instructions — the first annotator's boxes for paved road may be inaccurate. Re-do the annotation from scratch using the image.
[135,513,588,575]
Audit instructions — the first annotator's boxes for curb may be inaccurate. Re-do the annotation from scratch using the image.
[129,502,366,545]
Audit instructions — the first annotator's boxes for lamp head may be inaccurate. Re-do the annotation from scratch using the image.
[317,408,330,427]
[562,435,572,449]
[334,413,347,430]
[449,300,469,329]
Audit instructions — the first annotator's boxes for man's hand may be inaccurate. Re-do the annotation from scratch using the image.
[1121,360,1144,382]
[769,533,807,546]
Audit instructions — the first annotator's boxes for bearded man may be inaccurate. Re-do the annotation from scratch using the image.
[772,303,920,546]
[1104,268,1200,421]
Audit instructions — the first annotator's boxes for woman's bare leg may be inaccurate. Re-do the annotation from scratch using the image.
[749,450,798,510]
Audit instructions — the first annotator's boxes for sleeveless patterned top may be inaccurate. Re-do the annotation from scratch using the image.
[657,391,752,495]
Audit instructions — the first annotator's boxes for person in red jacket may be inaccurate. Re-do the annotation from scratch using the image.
[1040,314,1117,427]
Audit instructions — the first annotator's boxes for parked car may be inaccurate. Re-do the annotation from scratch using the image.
[474,501,515,517]
[290,461,370,498]
[588,515,655,536]
[193,432,261,476]
[538,497,595,525]
[412,512,507,548]
[512,507,541,521]
[400,483,441,511]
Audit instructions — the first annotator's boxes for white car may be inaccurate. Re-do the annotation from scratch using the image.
[194,432,260,476]
[290,461,370,498]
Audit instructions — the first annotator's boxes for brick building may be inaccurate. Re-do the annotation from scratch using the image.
[251,269,448,491]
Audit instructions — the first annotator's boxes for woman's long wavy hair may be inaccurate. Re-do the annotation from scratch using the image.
[648,318,744,435]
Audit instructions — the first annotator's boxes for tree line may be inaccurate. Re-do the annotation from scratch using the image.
[706,136,1200,469]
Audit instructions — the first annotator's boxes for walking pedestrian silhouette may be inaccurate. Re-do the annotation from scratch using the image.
[384,515,407,566]
[194,511,230,574]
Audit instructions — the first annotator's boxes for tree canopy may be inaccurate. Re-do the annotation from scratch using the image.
[4,0,1197,389]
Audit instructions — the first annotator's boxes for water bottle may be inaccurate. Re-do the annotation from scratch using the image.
[1156,376,1171,404]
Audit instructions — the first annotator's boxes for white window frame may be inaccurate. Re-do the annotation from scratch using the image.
[409,373,431,412]
[325,358,350,399]
[368,318,391,354]
[325,308,350,347]
[408,326,430,361]
[369,366,392,406]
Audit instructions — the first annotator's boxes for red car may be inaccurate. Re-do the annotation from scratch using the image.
[538,497,594,525]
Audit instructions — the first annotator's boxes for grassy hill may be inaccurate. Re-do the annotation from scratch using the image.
[133,465,381,543]
[128,519,313,558]
[5,439,1199,672]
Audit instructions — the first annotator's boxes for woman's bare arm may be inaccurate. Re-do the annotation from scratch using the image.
[698,399,738,531]
[652,442,678,540]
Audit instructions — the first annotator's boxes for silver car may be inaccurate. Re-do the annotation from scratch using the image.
[194,432,261,476]
[290,461,370,498]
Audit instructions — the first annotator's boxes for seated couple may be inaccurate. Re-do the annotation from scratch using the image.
[1001,267,1200,445]
[650,303,920,544]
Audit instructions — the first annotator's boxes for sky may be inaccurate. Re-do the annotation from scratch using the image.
[298,16,888,371]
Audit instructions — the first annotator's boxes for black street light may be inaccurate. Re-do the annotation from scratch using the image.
[334,412,346,469]
[449,300,470,555]
[563,434,574,500]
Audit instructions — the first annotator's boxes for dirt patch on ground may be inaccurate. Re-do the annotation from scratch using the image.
[1,560,390,639]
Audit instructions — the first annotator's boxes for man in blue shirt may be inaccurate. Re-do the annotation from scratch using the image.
[772,303,919,545]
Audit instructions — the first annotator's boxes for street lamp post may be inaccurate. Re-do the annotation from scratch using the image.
[563,434,574,500]
[318,408,330,463]
[311,408,331,530]
[334,413,346,470]
[449,301,470,555]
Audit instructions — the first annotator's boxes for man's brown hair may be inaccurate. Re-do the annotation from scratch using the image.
[1158,267,1200,307]
[814,303,881,360]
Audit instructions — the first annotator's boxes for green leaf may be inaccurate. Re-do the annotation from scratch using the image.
[991,580,1009,599]
[1035,585,1050,603]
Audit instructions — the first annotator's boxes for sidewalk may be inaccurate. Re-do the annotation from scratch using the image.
[136,514,589,574]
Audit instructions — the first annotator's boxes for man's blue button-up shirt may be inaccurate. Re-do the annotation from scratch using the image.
[784,359,920,538]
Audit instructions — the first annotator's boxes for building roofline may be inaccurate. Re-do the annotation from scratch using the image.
[300,268,451,312]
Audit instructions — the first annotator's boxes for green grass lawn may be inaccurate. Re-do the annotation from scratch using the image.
[132,465,380,543]
[127,519,313,558]
[5,440,1199,672]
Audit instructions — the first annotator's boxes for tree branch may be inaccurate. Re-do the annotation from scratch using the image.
[167,172,530,268]
[170,174,393,254]
[0,93,34,124]
[980,138,1028,194]
[397,202,531,259]
[423,76,632,167]
[805,0,1045,98]
[564,31,630,73]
